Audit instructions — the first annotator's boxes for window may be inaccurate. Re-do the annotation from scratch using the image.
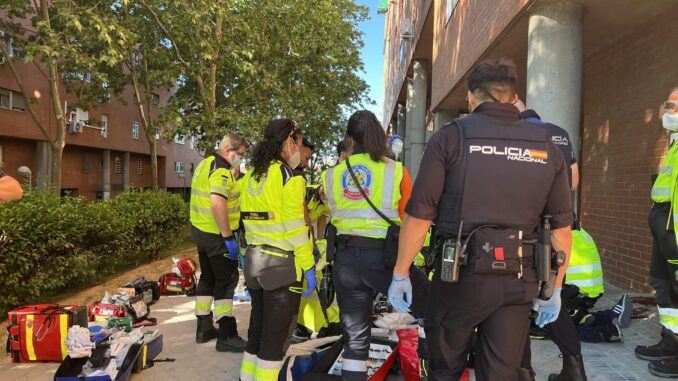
[174,134,185,144]
[155,128,161,140]
[189,136,196,149]
[0,88,26,112]
[137,159,143,175]
[83,153,92,173]
[100,115,108,137]
[132,122,140,140]
[174,161,184,173]
[152,93,160,106]
[446,0,459,24]
[190,162,195,174]
[114,157,122,174]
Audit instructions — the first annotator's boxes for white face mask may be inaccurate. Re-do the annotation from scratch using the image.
[231,153,243,168]
[285,141,301,169]
[663,112,678,132]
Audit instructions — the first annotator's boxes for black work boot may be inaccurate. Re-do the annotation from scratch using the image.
[649,357,678,378]
[635,327,678,361]
[216,316,246,353]
[548,354,587,381]
[195,313,217,344]
[517,367,536,381]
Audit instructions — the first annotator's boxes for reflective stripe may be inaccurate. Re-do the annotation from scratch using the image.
[246,234,295,251]
[59,314,68,359]
[228,206,240,214]
[332,208,399,220]
[191,205,212,215]
[214,299,233,320]
[566,263,602,275]
[230,192,241,199]
[142,345,148,368]
[195,296,213,315]
[261,249,289,258]
[288,231,310,246]
[567,277,604,287]
[659,306,678,334]
[653,188,671,198]
[245,223,288,234]
[337,227,389,237]
[192,188,211,198]
[255,358,282,381]
[342,358,368,372]
[241,352,257,381]
[25,315,36,361]
[210,185,228,194]
[382,159,396,209]
[324,166,338,213]
[661,165,674,174]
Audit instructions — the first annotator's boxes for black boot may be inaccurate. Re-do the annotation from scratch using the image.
[635,327,678,361]
[517,367,536,381]
[548,354,587,381]
[649,357,678,378]
[196,313,217,344]
[216,316,246,353]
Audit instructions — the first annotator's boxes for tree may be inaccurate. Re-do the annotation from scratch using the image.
[0,0,125,192]
[140,0,371,150]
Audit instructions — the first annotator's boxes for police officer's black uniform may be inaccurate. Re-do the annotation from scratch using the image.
[406,103,572,381]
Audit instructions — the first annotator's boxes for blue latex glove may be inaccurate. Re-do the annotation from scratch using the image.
[302,269,317,298]
[388,273,412,312]
[224,236,238,261]
[534,288,562,328]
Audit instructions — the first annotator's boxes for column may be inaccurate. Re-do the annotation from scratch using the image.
[407,59,428,179]
[431,109,459,142]
[102,149,111,200]
[35,141,51,190]
[404,78,414,166]
[123,152,130,191]
[526,0,583,159]
[397,102,406,140]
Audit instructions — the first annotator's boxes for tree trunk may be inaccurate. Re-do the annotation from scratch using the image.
[50,140,63,193]
[148,134,158,190]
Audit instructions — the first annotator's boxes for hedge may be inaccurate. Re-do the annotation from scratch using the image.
[0,189,189,316]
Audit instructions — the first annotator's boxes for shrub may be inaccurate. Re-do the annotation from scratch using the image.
[0,189,188,316]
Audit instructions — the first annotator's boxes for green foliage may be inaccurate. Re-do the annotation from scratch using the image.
[0,189,188,316]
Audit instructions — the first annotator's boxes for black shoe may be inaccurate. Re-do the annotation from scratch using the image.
[636,327,678,361]
[548,354,587,381]
[517,367,536,381]
[649,357,678,378]
[196,314,218,343]
[216,316,246,353]
[602,319,623,343]
[529,325,549,340]
[291,325,312,344]
[612,293,632,328]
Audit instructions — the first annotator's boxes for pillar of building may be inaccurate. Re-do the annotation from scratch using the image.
[407,60,428,178]
[430,109,458,142]
[526,0,583,159]
[123,152,130,191]
[102,150,111,200]
[404,79,414,166]
[396,102,406,140]
[35,141,51,190]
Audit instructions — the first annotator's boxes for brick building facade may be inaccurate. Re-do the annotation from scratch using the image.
[0,53,202,200]
[381,0,678,291]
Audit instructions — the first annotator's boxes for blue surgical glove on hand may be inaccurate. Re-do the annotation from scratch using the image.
[534,287,562,328]
[388,273,412,313]
[302,268,317,298]
[224,236,239,261]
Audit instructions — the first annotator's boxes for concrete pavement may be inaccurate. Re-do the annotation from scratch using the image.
[0,282,670,381]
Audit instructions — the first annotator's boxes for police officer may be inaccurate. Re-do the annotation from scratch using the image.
[388,58,573,381]
[239,119,316,381]
[635,87,678,377]
[190,133,249,352]
[322,110,429,381]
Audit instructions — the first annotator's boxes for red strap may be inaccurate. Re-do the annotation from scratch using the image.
[494,247,505,261]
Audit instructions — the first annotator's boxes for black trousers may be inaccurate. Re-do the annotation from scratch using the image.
[192,226,239,320]
[425,261,538,381]
[245,284,301,361]
[520,303,581,370]
[333,247,429,381]
[649,204,678,308]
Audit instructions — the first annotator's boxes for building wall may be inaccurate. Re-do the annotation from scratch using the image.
[580,4,678,291]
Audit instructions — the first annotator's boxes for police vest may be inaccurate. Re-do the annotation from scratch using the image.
[435,113,560,236]
[322,153,403,239]
[651,143,678,243]
[566,228,604,298]
[190,154,239,234]
[240,161,314,275]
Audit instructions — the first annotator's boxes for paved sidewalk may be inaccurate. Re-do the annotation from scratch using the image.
[0,282,668,381]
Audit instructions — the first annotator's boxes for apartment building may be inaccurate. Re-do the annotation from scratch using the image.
[381,0,678,290]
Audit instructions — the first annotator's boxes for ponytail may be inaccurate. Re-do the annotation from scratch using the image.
[346,110,386,162]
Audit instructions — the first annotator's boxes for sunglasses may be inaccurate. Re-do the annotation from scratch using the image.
[665,101,678,112]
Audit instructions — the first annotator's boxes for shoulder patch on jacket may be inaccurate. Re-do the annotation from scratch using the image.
[280,164,293,186]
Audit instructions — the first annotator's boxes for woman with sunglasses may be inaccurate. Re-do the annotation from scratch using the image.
[239,119,317,381]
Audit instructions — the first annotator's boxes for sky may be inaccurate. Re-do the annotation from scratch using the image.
[355,0,386,121]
